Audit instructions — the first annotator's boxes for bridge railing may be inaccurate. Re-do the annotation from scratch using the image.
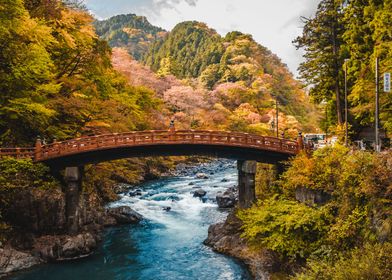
[0,130,300,161]
[0,148,35,159]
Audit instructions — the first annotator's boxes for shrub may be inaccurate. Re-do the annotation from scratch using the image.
[294,242,392,280]
[0,157,58,193]
[238,197,333,259]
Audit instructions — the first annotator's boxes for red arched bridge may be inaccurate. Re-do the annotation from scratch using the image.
[0,130,303,167]
[0,130,305,222]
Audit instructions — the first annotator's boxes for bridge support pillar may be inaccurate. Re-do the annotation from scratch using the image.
[275,162,286,179]
[64,166,83,235]
[237,160,256,208]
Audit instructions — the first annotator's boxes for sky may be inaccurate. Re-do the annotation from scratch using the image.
[84,0,319,76]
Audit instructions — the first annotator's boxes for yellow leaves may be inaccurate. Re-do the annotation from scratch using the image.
[238,197,331,259]
[212,103,231,115]
[8,98,56,118]
[55,8,96,50]
[85,120,111,128]
[58,28,76,48]
[18,16,55,47]
[72,92,89,99]
[327,206,367,248]
[122,27,142,37]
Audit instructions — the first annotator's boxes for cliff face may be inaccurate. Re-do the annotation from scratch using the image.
[0,187,104,277]
[204,211,280,280]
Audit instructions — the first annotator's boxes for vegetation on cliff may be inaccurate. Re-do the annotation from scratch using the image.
[239,146,392,278]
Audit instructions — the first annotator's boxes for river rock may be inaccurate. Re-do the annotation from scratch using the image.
[216,187,238,208]
[113,184,131,194]
[193,189,207,198]
[32,233,97,261]
[128,189,142,197]
[162,207,171,212]
[102,214,117,227]
[106,206,143,224]
[0,248,41,277]
[221,178,229,182]
[195,173,209,179]
[295,187,331,205]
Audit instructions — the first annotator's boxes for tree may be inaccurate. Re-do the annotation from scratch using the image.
[294,0,346,125]
[0,0,58,145]
[343,0,392,133]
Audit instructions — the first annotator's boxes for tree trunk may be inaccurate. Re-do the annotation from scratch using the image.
[332,20,343,125]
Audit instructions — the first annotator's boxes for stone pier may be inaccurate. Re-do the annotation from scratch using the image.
[64,166,83,235]
[237,160,257,208]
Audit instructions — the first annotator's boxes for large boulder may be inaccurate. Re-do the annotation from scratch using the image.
[128,189,142,197]
[195,173,209,179]
[32,233,97,261]
[0,248,41,277]
[204,211,279,280]
[295,187,331,205]
[216,187,238,208]
[193,189,207,198]
[106,206,143,225]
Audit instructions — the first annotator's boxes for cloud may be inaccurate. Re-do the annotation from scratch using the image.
[151,0,198,11]
[133,0,199,19]
[85,0,198,19]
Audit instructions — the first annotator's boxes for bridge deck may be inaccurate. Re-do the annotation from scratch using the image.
[0,130,300,162]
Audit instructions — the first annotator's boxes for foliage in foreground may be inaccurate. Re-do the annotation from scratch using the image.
[238,197,332,259]
[239,146,392,277]
[294,242,392,280]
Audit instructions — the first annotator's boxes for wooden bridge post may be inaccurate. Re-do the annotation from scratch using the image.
[237,160,257,208]
[297,132,304,151]
[64,166,84,235]
[34,138,42,161]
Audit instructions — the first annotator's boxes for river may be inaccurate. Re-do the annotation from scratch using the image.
[11,159,251,280]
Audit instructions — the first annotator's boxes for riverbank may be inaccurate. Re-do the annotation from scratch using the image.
[205,211,280,280]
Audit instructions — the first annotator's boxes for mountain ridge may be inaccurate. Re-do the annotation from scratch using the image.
[94,13,167,60]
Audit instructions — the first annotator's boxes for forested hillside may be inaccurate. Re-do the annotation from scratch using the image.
[144,21,223,79]
[94,14,167,60]
[141,21,319,136]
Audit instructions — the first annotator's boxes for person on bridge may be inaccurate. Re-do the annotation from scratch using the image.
[169,119,175,133]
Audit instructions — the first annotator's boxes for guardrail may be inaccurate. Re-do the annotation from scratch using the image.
[0,130,301,162]
[0,148,35,159]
